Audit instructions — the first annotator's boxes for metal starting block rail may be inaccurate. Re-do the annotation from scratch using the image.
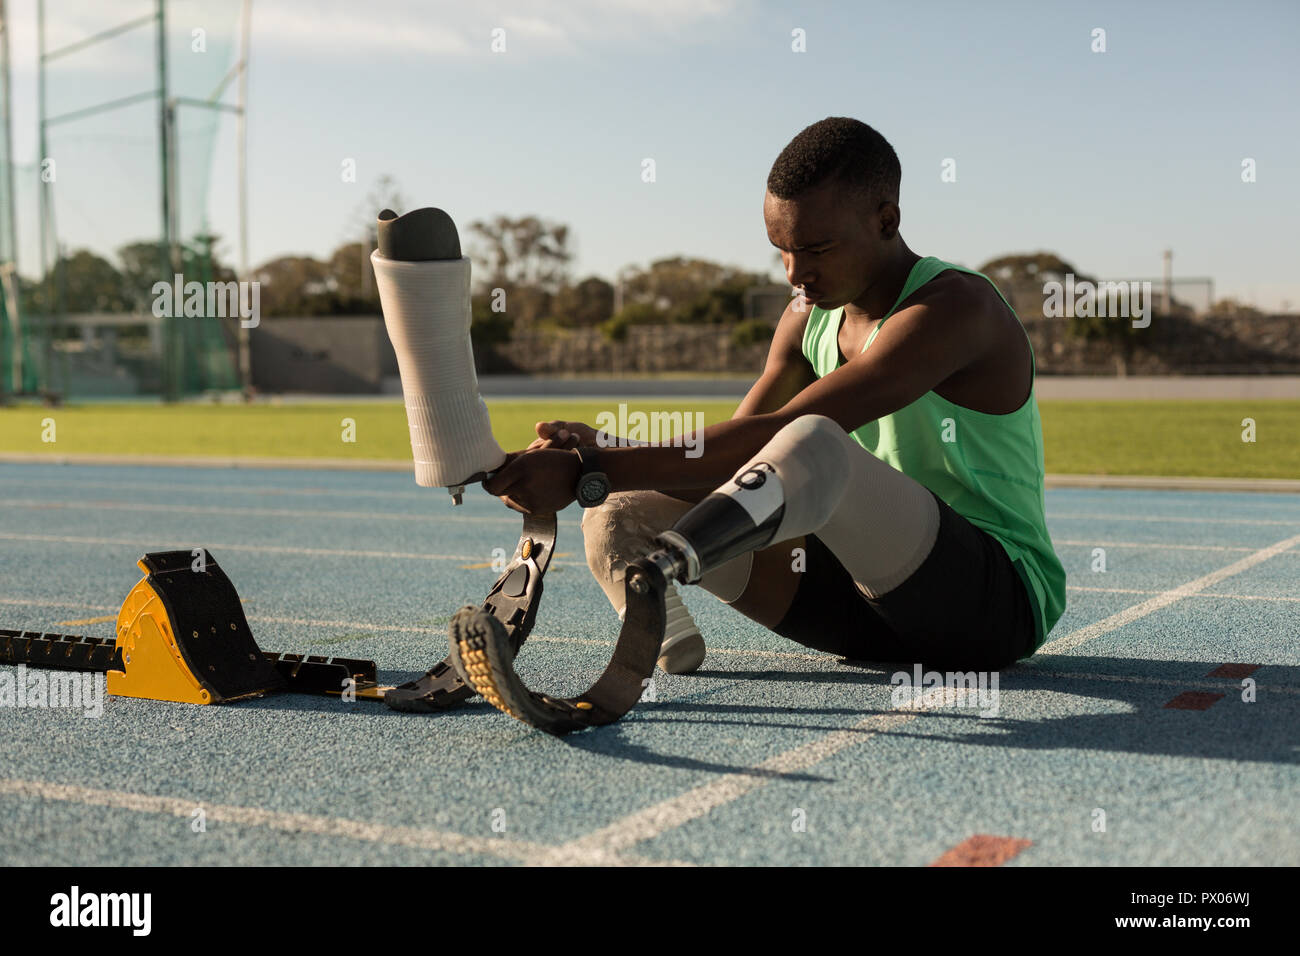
[0,630,385,700]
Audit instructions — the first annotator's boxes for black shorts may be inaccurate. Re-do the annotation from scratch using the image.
[772,490,1038,670]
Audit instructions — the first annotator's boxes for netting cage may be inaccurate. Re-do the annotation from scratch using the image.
[1,0,249,401]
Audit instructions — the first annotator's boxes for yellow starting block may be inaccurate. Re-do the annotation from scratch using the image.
[109,550,284,704]
[1,549,388,705]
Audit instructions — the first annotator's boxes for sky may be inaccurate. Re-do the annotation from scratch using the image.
[4,0,1298,309]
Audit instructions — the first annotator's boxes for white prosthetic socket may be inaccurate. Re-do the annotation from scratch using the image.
[582,491,755,674]
[371,208,505,504]
[660,414,939,599]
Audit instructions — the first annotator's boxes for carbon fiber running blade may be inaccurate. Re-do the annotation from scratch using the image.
[447,559,668,736]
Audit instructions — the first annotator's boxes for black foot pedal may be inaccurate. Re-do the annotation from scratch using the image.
[383,658,474,712]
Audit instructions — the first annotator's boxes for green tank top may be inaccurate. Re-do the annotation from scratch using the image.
[801,256,1065,650]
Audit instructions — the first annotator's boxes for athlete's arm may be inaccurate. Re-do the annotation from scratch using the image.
[732,298,817,418]
[653,299,816,504]
[592,280,996,492]
[774,280,999,433]
[526,301,811,459]
[485,281,997,511]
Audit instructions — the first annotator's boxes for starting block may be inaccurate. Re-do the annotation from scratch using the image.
[0,512,562,711]
[0,509,679,735]
[1,549,388,705]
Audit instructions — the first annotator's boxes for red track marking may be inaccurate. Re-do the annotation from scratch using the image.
[1207,663,1259,679]
[929,835,1032,867]
[1164,691,1225,710]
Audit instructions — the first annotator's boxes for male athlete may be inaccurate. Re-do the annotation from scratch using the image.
[483,117,1066,675]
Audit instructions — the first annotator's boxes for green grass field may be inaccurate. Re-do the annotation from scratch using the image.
[0,399,1296,479]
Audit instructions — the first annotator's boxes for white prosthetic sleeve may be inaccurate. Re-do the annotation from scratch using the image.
[665,415,940,598]
[582,491,754,674]
[371,252,506,500]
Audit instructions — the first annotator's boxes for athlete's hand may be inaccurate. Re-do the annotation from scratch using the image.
[527,420,598,451]
[483,447,581,514]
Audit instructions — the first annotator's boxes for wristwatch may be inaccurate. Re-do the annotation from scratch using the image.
[573,446,611,508]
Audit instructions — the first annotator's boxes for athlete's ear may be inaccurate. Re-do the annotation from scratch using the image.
[877,199,901,239]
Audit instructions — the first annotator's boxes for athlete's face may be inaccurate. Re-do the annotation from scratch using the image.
[764,180,899,311]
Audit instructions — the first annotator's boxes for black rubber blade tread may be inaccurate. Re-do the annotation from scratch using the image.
[448,558,668,736]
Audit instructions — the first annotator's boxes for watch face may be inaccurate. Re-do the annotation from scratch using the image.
[578,474,609,506]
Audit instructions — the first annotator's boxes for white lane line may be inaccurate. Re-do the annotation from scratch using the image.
[0,778,690,867]
[557,539,1300,854]
[560,712,919,855]
[0,474,434,500]
[1051,512,1300,527]
[559,684,976,856]
[1040,532,1300,654]
[0,598,444,635]
[9,496,1299,537]
[0,603,569,640]
[5,470,1299,513]
[0,598,116,612]
[558,644,1291,857]
[0,498,521,525]
[0,532,588,567]
[663,643,827,663]
[1054,539,1282,554]
[530,634,830,663]
[1067,585,1300,603]
[1045,474,1300,493]
[529,636,1298,694]
[249,615,438,633]
[1010,669,1300,696]
[0,453,415,473]
[6,530,1290,566]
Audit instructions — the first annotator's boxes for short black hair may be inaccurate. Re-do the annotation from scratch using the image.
[766,117,901,205]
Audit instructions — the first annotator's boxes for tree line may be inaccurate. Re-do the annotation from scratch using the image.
[23,211,1253,355]
[24,212,774,348]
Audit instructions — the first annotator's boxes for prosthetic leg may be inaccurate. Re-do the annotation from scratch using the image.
[456,414,940,734]
[653,414,939,599]
[370,207,555,712]
[372,206,674,725]
[371,211,902,734]
[370,206,506,503]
